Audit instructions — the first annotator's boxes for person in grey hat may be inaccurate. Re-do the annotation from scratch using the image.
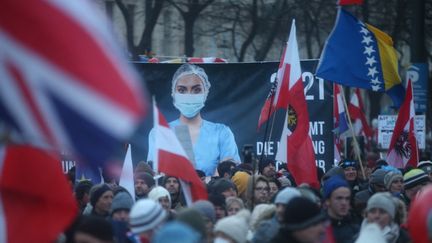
[110,191,134,222]
[355,192,410,243]
[252,187,301,243]
[354,169,388,219]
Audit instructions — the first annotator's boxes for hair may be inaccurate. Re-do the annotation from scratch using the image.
[217,160,237,178]
[225,196,245,210]
[171,63,211,98]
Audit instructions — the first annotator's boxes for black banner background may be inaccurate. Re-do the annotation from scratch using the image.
[131,60,334,172]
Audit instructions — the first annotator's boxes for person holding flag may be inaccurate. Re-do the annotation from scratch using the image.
[147,63,240,176]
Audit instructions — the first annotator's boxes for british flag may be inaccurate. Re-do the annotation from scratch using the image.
[0,0,147,166]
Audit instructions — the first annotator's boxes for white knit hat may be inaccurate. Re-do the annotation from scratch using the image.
[214,209,251,243]
[274,187,301,204]
[129,199,167,234]
[148,186,171,206]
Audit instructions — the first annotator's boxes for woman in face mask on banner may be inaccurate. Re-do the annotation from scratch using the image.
[147,63,240,176]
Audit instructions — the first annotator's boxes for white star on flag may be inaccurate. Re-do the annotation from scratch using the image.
[362,36,373,45]
[370,77,381,85]
[360,26,369,35]
[365,56,377,66]
[371,85,381,91]
[368,67,378,77]
[364,46,375,55]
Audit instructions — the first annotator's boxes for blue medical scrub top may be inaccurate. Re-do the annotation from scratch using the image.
[147,119,240,176]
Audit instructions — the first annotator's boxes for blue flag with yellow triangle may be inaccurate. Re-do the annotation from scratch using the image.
[316,8,405,108]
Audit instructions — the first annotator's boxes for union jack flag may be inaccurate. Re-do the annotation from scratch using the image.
[0,0,147,166]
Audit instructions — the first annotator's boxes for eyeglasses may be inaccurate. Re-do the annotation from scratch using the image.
[255,187,270,192]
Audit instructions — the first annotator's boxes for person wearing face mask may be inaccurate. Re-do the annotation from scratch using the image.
[147,63,240,176]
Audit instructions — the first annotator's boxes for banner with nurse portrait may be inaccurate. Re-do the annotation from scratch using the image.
[131,60,334,172]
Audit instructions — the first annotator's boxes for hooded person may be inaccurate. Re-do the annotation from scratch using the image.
[147,63,240,176]
[214,209,251,243]
[148,186,172,212]
[231,171,250,201]
[271,197,328,243]
[354,169,388,218]
[357,192,410,243]
[191,200,217,241]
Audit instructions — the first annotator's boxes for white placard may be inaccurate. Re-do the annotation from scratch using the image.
[377,115,426,149]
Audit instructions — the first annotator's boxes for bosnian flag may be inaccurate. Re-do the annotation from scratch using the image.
[348,88,373,138]
[387,80,418,168]
[0,0,146,167]
[275,21,319,188]
[0,145,77,242]
[153,101,207,204]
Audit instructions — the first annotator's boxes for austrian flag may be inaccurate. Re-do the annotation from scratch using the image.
[387,80,418,168]
[153,101,207,203]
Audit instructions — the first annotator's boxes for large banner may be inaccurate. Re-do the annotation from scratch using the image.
[132,60,334,172]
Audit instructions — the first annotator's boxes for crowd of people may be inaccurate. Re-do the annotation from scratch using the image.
[63,156,432,243]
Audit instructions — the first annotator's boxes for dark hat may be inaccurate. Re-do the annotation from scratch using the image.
[259,158,276,173]
[76,216,114,241]
[176,208,207,239]
[195,170,206,178]
[191,200,216,223]
[283,197,327,231]
[74,180,93,200]
[418,161,432,174]
[90,184,112,207]
[322,175,349,199]
[134,161,154,176]
[404,169,430,190]
[338,159,358,169]
[134,172,155,187]
[210,178,236,195]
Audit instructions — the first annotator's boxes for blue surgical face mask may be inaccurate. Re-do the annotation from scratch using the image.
[173,93,206,118]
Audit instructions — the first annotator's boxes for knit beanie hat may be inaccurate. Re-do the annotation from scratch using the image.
[214,209,251,243]
[134,161,155,176]
[404,169,430,190]
[90,184,112,207]
[322,175,349,199]
[418,161,432,174]
[369,169,387,186]
[366,192,396,219]
[259,158,276,174]
[191,200,216,223]
[152,221,201,243]
[110,191,134,215]
[129,199,167,234]
[274,187,301,204]
[322,167,345,182]
[176,208,207,238]
[384,171,403,190]
[231,171,250,196]
[134,172,155,187]
[283,197,327,231]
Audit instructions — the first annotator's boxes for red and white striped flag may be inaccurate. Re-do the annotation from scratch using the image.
[387,80,418,168]
[153,101,207,204]
[275,21,319,188]
[348,88,373,138]
[0,145,77,242]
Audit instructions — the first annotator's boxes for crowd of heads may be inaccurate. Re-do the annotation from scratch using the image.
[63,157,432,243]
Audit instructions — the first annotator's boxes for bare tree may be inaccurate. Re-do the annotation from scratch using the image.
[115,0,165,60]
[166,0,215,57]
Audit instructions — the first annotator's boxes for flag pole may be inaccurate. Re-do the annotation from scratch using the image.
[340,86,365,178]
